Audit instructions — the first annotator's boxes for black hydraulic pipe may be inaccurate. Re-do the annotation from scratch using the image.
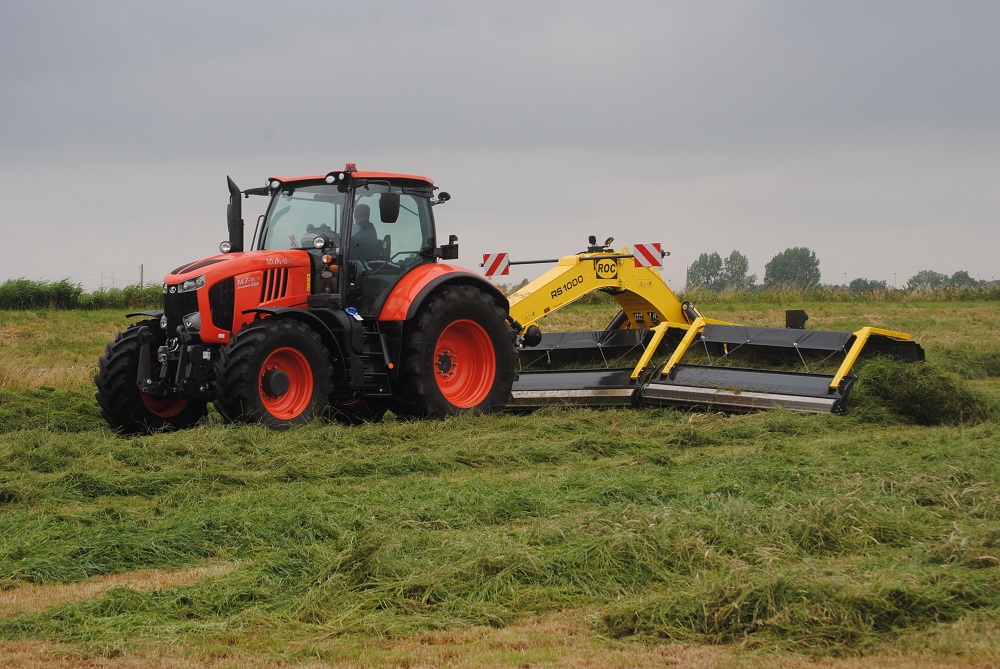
[226,176,244,253]
[682,301,701,323]
[507,258,561,266]
[506,253,637,267]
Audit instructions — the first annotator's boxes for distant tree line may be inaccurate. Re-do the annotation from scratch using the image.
[686,248,995,293]
[905,270,984,289]
[3,265,997,313]
[687,247,819,290]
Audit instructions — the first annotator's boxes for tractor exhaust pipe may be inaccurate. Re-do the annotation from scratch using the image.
[226,176,244,253]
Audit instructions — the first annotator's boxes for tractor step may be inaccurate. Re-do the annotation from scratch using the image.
[360,321,392,396]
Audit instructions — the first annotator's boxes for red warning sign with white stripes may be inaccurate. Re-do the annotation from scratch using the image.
[482,252,510,276]
[633,243,663,268]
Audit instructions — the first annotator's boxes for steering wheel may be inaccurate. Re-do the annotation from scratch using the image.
[362,259,400,276]
[362,252,418,277]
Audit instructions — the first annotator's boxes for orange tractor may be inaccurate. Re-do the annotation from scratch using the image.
[96,164,516,433]
[96,163,923,434]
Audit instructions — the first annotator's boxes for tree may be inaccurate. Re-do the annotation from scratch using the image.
[848,277,888,293]
[720,250,756,290]
[687,252,723,290]
[688,250,756,291]
[907,270,947,289]
[949,270,977,287]
[763,247,821,289]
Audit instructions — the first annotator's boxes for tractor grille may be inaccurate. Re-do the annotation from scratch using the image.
[162,288,198,336]
[260,268,289,303]
[209,278,235,331]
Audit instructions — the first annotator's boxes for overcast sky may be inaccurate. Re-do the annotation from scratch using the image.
[2,1,997,291]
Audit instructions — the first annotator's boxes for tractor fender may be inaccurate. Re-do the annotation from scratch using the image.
[126,309,164,320]
[243,307,349,366]
[378,264,509,322]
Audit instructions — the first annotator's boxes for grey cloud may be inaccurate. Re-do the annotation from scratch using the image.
[1,1,997,289]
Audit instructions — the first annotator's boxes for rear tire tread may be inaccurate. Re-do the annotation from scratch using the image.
[393,285,516,419]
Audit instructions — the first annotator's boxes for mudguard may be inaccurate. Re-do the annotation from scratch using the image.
[125,310,164,320]
[245,307,349,363]
[377,264,508,322]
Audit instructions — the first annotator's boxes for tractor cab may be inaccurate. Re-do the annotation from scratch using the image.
[248,167,442,315]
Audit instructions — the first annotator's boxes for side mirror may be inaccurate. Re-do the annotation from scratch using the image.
[379,193,400,223]
[438,234,459,260]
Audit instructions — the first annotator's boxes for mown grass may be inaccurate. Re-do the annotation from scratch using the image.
[0,409,997,661]
[0,303,997,665]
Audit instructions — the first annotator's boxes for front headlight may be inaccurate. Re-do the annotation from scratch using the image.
[177,274,206,293]
[182,312,202,332]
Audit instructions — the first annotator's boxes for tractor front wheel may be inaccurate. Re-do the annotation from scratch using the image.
[95,319,208,435]
[395,285,516,418]
[214,319,331,429]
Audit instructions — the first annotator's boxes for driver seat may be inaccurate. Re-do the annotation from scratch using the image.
[381,234,392,262]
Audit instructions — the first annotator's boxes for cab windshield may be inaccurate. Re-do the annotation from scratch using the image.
[260,184,345,250]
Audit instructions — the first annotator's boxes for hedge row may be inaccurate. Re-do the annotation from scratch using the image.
[677,284,1000,304]
[4,278,999,311]
[0,279,161,310]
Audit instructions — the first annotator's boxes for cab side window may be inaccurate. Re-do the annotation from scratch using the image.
[355,192,432,263]
[352,191,435,314]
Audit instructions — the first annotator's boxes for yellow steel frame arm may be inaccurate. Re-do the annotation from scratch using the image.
[660,317,706,377]
[629,321,693,380]
[829,327,915,390]
[506,248,688,333]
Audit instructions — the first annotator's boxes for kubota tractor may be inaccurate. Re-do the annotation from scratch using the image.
[96,164,517,433]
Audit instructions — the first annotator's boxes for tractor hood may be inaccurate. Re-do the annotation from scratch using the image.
[165,250,309,284]
[162,249,313,345]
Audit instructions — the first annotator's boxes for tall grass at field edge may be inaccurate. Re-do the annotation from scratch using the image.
[0,279,161,311]
[4,279,1000,311]
[677,284,1000,305]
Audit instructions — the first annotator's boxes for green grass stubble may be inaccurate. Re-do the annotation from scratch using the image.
[0,409,997,657]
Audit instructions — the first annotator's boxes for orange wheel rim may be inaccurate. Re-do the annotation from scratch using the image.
[141,348,189,417]
[434,319,495,408]
[259,347,314,420]
[141,393,189,418]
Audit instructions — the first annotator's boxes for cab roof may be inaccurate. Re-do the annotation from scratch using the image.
[269,165,434,186]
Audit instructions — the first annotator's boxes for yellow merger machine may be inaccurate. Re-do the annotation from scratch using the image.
[494,236,923,414]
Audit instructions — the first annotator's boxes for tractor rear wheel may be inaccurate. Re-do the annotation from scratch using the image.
[214,319,332,429]
[95,319,208,434]
[395,285,516,418]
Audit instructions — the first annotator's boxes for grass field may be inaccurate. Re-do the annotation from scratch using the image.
[0,302,998,668]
